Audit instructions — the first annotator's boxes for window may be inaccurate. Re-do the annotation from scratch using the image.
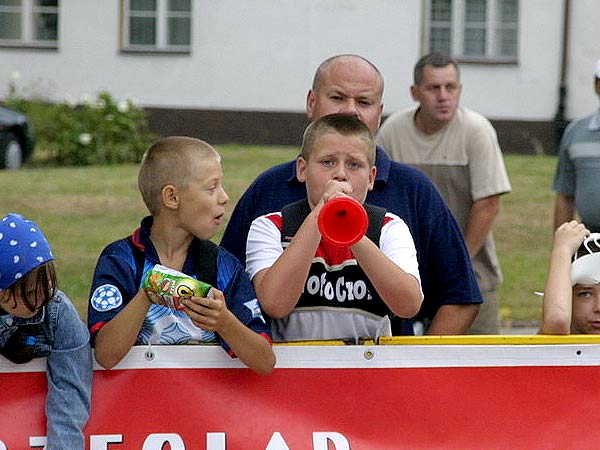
[122,0,191,53]
[0,0,58,48]
[427,0,518,62]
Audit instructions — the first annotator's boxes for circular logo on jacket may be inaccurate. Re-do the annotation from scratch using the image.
[91,284,123,311]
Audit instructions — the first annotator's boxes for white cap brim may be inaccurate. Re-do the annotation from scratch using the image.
[571,252,600,286]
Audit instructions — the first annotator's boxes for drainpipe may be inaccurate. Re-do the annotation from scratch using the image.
[553,0,571,148]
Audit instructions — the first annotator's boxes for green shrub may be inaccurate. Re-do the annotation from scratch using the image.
[6,90,155,166]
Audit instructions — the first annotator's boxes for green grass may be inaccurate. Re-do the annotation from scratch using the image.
[496,154,556,326]
[1,145,298,318]
[1,150,556,326]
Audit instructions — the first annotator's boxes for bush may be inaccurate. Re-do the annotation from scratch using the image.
[6,89,155,166]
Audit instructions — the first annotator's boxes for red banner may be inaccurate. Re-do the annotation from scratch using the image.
[2,339,600,449]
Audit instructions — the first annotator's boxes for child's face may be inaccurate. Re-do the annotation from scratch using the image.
[296,132,375,208]
[571,284,600,333]
[0,290,41,319]
[176,157,229,240]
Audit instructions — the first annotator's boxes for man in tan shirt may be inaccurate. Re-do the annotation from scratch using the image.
[377,52,511,334]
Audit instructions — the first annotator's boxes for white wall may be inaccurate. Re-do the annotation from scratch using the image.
[567,0,600,119]
[0,0,419,112]
[461,0,564,120]
[379,0,565,121]
[0,0,594,122]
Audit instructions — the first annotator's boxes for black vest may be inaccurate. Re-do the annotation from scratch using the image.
[280,199,392,317]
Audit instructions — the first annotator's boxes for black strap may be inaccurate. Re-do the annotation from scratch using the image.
[281,199,312,242]
[125,235,218,288]
[363,203,387,245]
[188,239,219,287]
[281,199,387,245]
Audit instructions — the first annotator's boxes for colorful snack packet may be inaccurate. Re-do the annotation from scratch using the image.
[142,264,213,310]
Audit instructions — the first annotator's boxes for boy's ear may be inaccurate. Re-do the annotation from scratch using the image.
[296,157,307,183]
[161,184,179,210]
[368,166,376,191]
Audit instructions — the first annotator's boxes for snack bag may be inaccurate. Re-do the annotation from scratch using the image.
[142,264,213,310]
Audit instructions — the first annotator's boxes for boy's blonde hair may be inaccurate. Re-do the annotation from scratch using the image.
[138,136,220,214]
[301,113,375,166]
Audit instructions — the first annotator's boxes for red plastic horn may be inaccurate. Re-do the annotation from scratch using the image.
[317,196,368,247]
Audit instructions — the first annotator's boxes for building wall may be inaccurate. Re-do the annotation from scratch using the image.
[0,0,420,111]
[568,0,600,119]
[0,0,596,153]
[383,0,565,122]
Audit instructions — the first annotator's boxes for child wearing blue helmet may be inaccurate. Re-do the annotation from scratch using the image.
[0,213,92,449]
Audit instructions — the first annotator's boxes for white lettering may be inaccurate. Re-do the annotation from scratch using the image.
[90,435,124,450]
[319,273,327,297]
[265,432,290,450]
[313,432,350,450]
[8,431,351,450]
[353,281,367,300]
[207,432,226,450]
[0,441,6,450]
[305,274,373,303]
[306,275,320,295]
[142,434,185,450]
[345,281,354,300]
[28,437,45,449]
[335,277,346,301]
[324,281,334,300]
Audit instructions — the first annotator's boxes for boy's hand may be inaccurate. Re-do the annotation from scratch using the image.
[136,288,153,307]
[554,220,590,257]
[320,180,353,205]
[179,289,233,332]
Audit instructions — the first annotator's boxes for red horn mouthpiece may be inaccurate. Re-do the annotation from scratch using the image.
[317,196,368,247]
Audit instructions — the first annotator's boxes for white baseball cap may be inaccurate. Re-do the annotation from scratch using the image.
[595,59,600,79]
[571,233,600,286]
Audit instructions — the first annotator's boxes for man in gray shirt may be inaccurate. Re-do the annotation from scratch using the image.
[553,59,600,232]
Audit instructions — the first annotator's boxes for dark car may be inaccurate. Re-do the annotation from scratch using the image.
[0,105,35,169]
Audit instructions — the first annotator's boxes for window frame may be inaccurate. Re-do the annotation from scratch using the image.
[121,0,192,54]
[0,0,59,49]
[425,0,519,64]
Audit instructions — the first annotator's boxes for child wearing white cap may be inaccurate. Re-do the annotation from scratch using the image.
[539,220,600,334]
[0,213,92,449]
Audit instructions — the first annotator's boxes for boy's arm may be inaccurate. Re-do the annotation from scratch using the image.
[88,245,151,369]
[540,221,589,334]
[250,210,322,319]
[351,219,423,318]
[94,289,152,369]
[180,291,275,375]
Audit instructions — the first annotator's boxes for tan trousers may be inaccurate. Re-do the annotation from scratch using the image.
[468,289,499,335]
